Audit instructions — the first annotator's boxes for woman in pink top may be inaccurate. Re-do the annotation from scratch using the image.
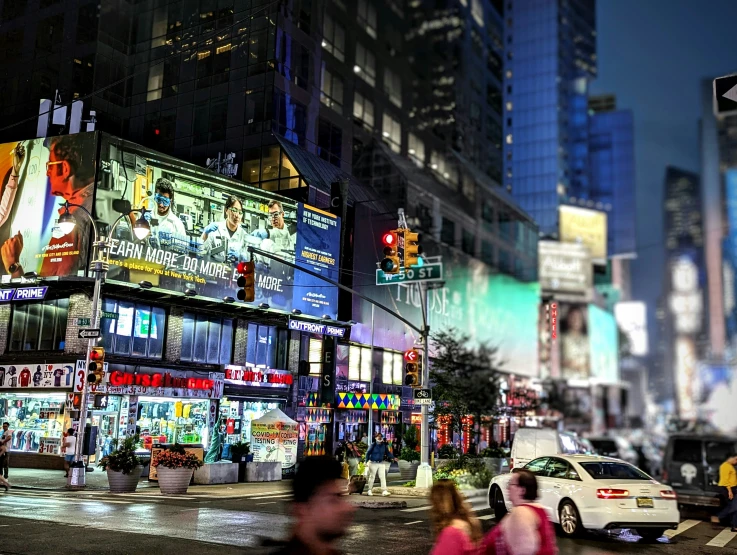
[429,480,482,555]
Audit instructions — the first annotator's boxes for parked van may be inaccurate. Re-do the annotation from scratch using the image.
[510,428,589,469]
[662,434,737,507]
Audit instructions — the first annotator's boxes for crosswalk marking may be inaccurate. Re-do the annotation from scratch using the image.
[707,528,737,547]
[256,502,278,505]
[248,493,292,501]
[401,505,432,513]
[664,519,701,538]
[240,490,291,498]
[478,515,494,520]
[404,520,424,525]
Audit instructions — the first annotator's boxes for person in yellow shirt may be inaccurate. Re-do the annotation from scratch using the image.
[713,454,737,530]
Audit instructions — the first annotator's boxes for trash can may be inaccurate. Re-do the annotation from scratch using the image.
[67,461,86,488]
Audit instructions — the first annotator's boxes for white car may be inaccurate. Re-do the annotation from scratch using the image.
[488,454,680,542]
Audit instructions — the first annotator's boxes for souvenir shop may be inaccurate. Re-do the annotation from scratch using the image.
[335,391,402,445]
[0,362,76,468]
[72,363,224,461]
[219,365,291,460]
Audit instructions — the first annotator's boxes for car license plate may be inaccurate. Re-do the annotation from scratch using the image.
[636,497,654,508]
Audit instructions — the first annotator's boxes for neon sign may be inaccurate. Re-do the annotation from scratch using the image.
[108,371,213,391]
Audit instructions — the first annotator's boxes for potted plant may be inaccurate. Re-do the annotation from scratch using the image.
[398,447,421,480]
[152,444,203,494]
[97,435,143,493]
[348,461,367,494]
[230,442,251,482]
[479,443,510,475]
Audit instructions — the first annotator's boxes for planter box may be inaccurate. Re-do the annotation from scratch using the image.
[348,476,366,494]
[435,458,454,470]
[245,461,282,482]
[107,467,141,493]
[157,467,195,494]
[193,462,239,485]
[398,460,420,481]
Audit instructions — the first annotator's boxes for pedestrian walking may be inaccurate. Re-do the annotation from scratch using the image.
[712,453,737,531]
[273,456,355,554]
[365,433,397,496]
[63,428,77,478]
[482,469,558,555]
[429,480,482,555]
[335,440,360,483]
[0,422,11,480]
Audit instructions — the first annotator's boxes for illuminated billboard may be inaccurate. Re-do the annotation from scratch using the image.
[558,303,590,380]
[538,241,592,295]
[95,136,340,317]
[588,304,619,383]
[559,205,608,262]
[675,336,698,419]
[668,254,703,335]
[0,134,98,281]
[614,301,649,356]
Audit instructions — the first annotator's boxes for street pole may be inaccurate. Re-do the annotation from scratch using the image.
[368,303,375,446]
[415,281,433,489]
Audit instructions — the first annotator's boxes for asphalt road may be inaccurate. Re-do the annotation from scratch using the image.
[0,488,735,554]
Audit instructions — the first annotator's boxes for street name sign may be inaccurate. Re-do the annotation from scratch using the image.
[78,328,101,339]
[376,262,443,285]
[714,73,737,117]
[77,318,91,326]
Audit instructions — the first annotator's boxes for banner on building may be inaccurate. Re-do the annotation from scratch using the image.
[538,241,592,295]
[559,205,608,263]
[588,304,619,383]
[0,363,75,389]
[614,301,648,356]
[557,303,590,380]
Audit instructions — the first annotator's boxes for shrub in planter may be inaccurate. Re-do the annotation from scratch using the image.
[153,444,204,494]
[348,461,367,494]
[398,447,421,480]
[98,435,144,493]
[437,444,458,460]
[479,445,507,459]
[402,425,419,451]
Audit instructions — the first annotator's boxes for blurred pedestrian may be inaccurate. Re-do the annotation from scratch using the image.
[62,428,76,478]
[0,422,11,479]
[712,453,737,530]
[365,432,397,496]
[482,469,558,555]
[334,440,360,484]
[429,480,482,555]
[274,456,355,554]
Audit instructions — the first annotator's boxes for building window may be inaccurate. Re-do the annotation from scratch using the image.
[247,324,289,370]
[382,351,403,385]
[506,134,513,144]
[353,91,375,129]
[354,43,376,87]
[318,118,343,166]
[383,67,402,108]
[322,13,345,62]
[181,313,233,365]
[430,151,458,187]
[9,298,69,352]
[101,300,165,359]
[441,218,456,246]
[349,345,372,382]
[320,65,344,111]
[408,133,425,166]
[299,335,324,376]
[462,229,475,255]
[357,0,377,39]
[381,113,402,153]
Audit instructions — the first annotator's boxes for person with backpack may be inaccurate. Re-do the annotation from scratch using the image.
[364,433,397,496]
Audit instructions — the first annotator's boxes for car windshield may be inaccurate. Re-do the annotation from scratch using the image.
[579,461,651,480]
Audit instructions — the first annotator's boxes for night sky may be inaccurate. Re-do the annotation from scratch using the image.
[590,0,737,350]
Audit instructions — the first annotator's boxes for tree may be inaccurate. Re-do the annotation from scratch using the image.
[429,330,505,450]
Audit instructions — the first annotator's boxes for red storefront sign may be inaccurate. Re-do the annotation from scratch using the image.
[224,366,293,386]
[109,371,214,391]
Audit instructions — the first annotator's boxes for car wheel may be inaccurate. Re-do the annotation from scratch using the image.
[558,500,582,537]
[638,528,667,543]
[491,485,508,521]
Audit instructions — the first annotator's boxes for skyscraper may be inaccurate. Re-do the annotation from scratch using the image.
[503,0,597,234]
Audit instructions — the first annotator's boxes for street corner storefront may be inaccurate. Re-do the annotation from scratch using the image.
[335,391,401,443]
[72,362,223,476]
[219,364,293,468]
[0,362,76,469]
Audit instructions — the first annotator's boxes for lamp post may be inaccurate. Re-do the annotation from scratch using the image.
[59,203,151,488]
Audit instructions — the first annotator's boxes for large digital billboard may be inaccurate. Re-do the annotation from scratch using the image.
[95,136,340,317]
[614,301,648,356]
[0,134,97,280]
[588,304,619,383]
[558,303,590,380]
[559,205,608,262]
[538,241,592,295]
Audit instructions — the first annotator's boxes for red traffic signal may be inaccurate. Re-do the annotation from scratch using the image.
[382,232,396,247]
[404,349,419,363]
[237,260,256,302]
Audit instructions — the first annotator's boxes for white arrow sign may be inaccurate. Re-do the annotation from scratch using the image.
[724,84,737,104]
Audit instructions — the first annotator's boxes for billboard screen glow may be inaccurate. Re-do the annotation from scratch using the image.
[588,304,619,383]
[559,205,608,262]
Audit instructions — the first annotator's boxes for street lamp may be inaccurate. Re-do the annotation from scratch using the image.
[59,202,151,488]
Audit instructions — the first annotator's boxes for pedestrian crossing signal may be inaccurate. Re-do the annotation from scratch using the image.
[236,260,256,302]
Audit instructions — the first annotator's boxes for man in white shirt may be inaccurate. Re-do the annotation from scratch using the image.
[149,178,188,253]
[63,428,77,478]
[0,422,11,479]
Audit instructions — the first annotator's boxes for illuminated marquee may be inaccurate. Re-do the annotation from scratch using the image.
[336,392,401,410]
[224,366,293,387]
[109,371,213,391]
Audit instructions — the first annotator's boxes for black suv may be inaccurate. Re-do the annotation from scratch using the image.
[662,434,737,507]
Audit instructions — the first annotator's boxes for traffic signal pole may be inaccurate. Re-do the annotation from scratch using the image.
[415,280,432,489]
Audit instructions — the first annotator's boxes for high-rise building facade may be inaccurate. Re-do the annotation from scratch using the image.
[503,0,597,234]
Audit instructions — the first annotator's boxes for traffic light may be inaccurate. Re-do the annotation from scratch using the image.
[404,349,421,387]
[87,346,105,385]
[236,260,256,302]
[380,230,401,274]
[404,230,422,268]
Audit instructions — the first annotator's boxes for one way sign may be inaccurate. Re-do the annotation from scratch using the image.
[714,74,737,117]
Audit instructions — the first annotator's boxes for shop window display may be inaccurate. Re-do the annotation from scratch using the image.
[219,398,283,459]
[136,398,208,450]
[0,393,65,454]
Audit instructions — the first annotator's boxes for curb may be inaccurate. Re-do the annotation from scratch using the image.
[350,498,407,509]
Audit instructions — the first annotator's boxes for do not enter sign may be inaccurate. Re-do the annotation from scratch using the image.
[404,349,419,363]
